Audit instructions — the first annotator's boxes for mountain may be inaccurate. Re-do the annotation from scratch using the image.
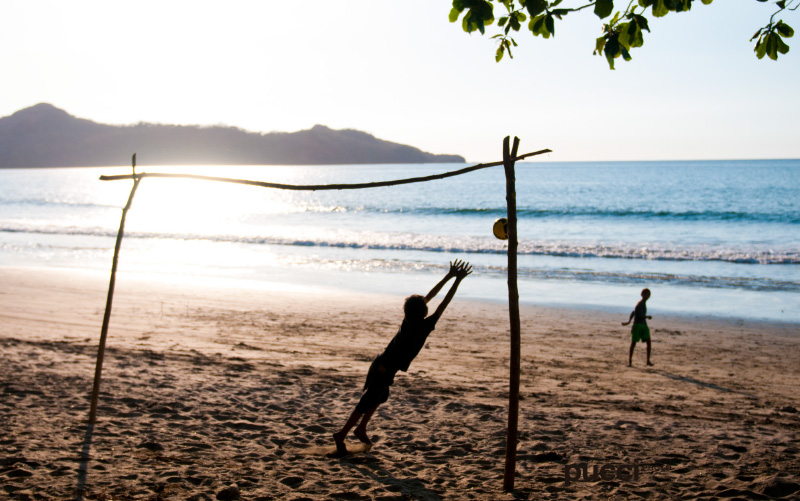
[0,104,465,167]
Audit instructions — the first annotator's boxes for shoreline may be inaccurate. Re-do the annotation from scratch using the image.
[2,265,799,499]
[5,264,799,330]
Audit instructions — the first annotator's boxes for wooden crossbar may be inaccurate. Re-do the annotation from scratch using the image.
[98,149,551,189]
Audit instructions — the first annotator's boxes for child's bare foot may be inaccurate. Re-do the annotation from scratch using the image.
[353,428,372,445]
[330,431,347,458]
[647,361,654,366]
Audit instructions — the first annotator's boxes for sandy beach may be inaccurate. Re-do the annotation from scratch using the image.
[2,265,799,500]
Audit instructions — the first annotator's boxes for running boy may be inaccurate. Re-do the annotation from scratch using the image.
[331,259,472,457]
[622,288,653,367]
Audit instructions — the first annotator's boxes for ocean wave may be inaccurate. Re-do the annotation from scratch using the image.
[3,196,799,224]
[0,197,118,210]
[2,224,799,265]
[469,265,800,293]
[361,206,800,223]
[275,258,799,293]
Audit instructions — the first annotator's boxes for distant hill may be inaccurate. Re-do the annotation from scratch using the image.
[0,104,465,167]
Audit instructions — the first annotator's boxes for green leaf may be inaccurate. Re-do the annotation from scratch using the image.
[526,0,547,17]
[463,11,486,34]
[777,0,786,8]
[776,21,794,38]
[530,13,550,37]
[701,0,713,4]
[756,36,768,59]
[618,21,642,49]
[545,13,555,37]
[776,34,790,55]
[496,44,506,62]
[651,0,669,17]
[499,16,509,26]
[634,14,650,32]
[594,36,606,55]
[462,12,473,32]
[459,1,495,35]
[621,22,633,45]
[594,0,615,19]
[632,19,645,46]
[606,52,616,69]
[767,33,778,60]
[449,7,461,23]
[505,38,515,58]
[604,35,620,69]
[672,0,691,13]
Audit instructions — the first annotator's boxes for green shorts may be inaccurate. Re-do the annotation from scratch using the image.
[631,323,650,343]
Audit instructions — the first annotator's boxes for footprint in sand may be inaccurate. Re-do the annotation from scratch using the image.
[297,442,373,457]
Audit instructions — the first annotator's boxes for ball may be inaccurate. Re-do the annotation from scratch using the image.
[492,218,508,240]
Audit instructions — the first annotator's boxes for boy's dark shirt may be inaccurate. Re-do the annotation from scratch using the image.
[379,313,440,372]
[633,300,648,325]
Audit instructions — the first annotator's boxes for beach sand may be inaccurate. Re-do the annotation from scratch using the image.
[2,266,799,500]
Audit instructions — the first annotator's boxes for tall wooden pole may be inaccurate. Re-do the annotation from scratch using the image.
[502,136,522,492]
[88,155,141,424]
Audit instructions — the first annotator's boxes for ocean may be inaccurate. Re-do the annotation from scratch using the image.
[1,160,798,323]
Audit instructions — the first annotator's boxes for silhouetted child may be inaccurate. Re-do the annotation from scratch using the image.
[622,288,653,367]
[330,259,472,457]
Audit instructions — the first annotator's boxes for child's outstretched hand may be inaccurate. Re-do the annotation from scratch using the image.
[455,261,472,280]
[448,259,466,277]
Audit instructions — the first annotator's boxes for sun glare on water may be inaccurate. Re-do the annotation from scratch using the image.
[123,165,306,231]
[110,165,323,273]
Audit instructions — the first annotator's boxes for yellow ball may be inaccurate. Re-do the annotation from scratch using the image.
[492,218,508,240]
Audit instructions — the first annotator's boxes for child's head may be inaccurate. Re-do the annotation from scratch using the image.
[404,294,428,321]
[641,288,651,300]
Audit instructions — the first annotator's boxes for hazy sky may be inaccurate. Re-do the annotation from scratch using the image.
[2,1,798,163]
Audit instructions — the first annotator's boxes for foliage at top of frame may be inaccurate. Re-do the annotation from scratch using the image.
[449,0,796,68]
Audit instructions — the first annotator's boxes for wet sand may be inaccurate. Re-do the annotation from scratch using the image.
[1,266,799,500]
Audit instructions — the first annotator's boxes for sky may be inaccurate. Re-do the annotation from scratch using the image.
[1,0,798,163]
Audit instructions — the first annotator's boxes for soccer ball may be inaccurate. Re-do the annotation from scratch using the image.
[492,218,508,240]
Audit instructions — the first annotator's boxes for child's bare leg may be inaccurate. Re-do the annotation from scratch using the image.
[646,339,653,366]
[353,407,378,444]
[628,341,636,367]
[333,409,363,455]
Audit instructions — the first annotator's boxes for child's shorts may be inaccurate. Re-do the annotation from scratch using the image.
[356,356,396,413]
[631,323,651,343]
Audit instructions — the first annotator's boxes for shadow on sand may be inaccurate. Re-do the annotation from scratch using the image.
[73,422,94,501]
[341,456,444,501]
[653,369,756,398]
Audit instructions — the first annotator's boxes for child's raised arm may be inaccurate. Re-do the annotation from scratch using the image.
[424,259,464,303]
[432,261,472,319]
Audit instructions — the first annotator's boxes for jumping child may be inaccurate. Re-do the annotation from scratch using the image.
[622,288,653,367]
[330,259,472,457]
